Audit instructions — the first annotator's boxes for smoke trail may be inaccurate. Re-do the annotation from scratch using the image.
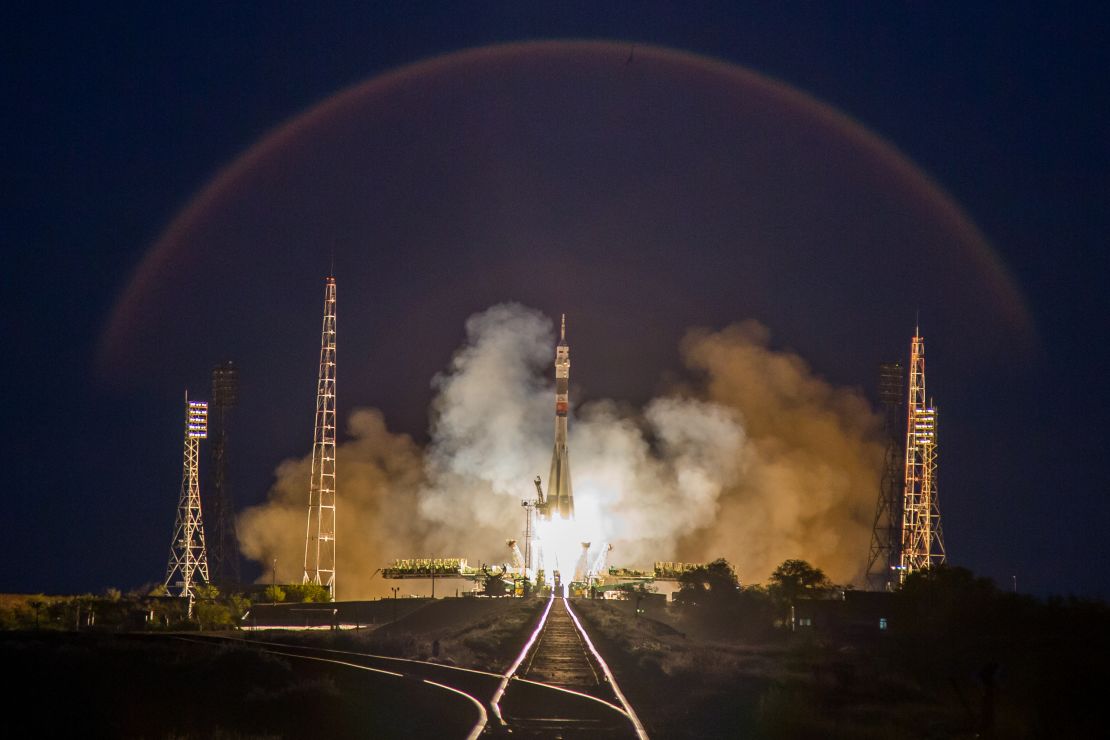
[238,305,881,596]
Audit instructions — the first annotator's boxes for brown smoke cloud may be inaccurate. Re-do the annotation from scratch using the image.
[238,306,881,597]
[675,321,882,584]
[238,408,427,598]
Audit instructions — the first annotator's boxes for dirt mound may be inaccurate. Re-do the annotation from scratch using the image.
[379,597,521,637]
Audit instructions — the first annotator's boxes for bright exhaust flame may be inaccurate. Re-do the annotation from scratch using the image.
[535,518,582,592]
[534,486,610,592]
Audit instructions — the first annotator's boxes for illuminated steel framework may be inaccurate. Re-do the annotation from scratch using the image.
[866,362,905,591]
[164,395,210,615]
[899,329,946,580]
[207,361,240,588]
[303,276,337,598]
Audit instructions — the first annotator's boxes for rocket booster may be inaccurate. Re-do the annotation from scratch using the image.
[546,314,574,520]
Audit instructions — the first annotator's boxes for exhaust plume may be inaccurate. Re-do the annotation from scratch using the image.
[676,321,882,583]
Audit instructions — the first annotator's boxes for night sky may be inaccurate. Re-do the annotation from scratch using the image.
[4,4,1108,598]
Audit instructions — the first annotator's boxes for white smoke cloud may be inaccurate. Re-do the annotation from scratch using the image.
[417,304,552,546]
[238,304,881,597]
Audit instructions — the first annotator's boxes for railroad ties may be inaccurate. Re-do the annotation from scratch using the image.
[521,597,603,689]
[500,598,643,738]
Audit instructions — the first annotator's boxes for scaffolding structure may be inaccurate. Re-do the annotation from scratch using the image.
[520,497,537,579]
[164,394,210,616]
[898,328,946,581]
[866,361,905,591]
[207,361,240,588]
[518,475,548,578]
[303,276,337,598]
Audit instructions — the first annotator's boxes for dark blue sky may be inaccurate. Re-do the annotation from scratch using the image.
[3,3,1108,597]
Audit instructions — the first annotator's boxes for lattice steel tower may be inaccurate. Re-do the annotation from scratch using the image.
[164,394,210,615]
[866,361,905,591]
[898,327,946,581]
[207,361,240,589]
[303,276,337,598]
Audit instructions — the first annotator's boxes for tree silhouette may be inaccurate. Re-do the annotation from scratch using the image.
[767,559,832,607]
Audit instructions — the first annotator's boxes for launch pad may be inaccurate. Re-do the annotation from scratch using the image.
[159,272,947,610]
[379,314,704,598]
[380,557,705,597]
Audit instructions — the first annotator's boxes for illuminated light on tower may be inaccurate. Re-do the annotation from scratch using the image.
[898,327,946,581]
[866,361,905,591]
[207,361,240,588]
[164,394,210,616]
[303,276,337,599]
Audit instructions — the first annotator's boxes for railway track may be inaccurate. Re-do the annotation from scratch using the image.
[156,595,647,738]
[521,597,602,688]
[494,596,648,738]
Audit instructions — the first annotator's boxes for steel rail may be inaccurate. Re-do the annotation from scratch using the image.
[266,648,489,740]
[490,593,555,724]
[172,635,489,739]
[265,648,402,677]
[423,679,488,740]
[171,601,640,738]
[198,633,503,678]
[242,634,627,717]
[180,631,625,715]
[563,597,650,740]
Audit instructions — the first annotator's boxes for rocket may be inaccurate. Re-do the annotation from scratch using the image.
[545,314,574,520]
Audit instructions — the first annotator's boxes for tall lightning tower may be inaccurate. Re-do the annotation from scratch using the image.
[164,394,210,615]
[207,361,240,588]
[543,314,574,520]
[303,276,337,598]
[898,327,946,581]
[866,362,905,591]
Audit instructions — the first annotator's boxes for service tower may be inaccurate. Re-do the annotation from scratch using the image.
[303,276,337,598]
[898,326,946,581]
[544,314,574,520]
[207,361,240,589]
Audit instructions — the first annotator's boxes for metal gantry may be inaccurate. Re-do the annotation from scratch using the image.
[898,328,946,581]
[866,361,905,591]
[303,276,337,599]
[520,475,547,580]
[207,360,240,589]
[164,394,210,616]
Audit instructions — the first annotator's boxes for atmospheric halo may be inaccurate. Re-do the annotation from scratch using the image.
[98,39,1035,396]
